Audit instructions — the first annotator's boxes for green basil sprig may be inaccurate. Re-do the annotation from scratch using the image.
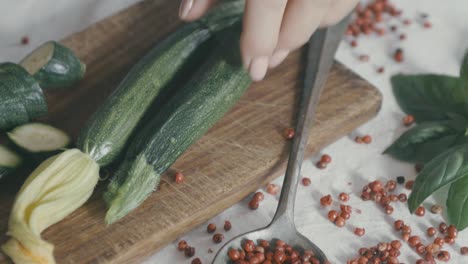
[386,49,468,230]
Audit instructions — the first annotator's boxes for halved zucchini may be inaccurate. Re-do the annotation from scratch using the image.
[0,63,47,130]
[0,144,22,180]
[7,123,71,154]
[20,41,85,89]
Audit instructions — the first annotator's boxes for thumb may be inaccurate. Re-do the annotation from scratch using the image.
[179,0,219,21]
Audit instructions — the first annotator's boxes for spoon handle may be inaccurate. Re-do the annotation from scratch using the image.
[271,16,351,225]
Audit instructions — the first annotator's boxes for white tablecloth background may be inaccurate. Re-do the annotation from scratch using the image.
[1,0,467,263]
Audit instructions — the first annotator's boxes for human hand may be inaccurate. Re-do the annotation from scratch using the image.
[179,0,359,81]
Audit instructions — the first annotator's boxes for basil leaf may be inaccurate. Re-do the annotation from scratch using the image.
[384,122,458,163]
[447,175,468,230]
[408,144,468,212]
[461,49,468,84]
[391,74,466,122]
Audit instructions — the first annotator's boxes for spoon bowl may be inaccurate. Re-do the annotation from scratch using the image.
[212,216,328,263]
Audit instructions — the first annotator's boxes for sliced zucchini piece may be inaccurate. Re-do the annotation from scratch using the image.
[0,144,22,180]
[8,123,70,153]
[20,41,85,89]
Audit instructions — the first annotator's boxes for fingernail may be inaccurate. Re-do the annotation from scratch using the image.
[269,49,289,68]
[179,0,194,19]
[248,57,269,81]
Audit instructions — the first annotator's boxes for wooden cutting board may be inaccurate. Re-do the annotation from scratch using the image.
[0,0,382,263]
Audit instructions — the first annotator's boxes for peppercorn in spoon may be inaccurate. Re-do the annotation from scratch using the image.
[212,16,350,264]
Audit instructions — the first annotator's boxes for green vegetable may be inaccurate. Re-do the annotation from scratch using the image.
[104,27,251,224]
[77,2,243,167]
[0,144,22,180]
[447,175,468,230]
[383,121,459,163]
[391,74,466,122]
[19,41,85,89]
[408,144,468,212]
[7,123,71,160]
[0,62,47,130]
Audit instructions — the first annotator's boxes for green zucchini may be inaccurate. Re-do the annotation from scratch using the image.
[0,144,22,181]
[77,2,244,167]
[19,41,85,89]
[0,63,47,130]
[104,27,251,224]
[7,123,71,159]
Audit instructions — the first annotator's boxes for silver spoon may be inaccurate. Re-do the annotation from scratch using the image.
[212,17,350,264]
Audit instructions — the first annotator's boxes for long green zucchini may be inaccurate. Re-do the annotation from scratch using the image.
[0,63,47,130]
[0,145,23,181]
[19,41,86,89]
[78,1,244,166]
[104,27,251,224]
[1,2,244,262]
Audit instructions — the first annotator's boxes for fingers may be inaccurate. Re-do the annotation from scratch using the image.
[241,0,288,81]
[320,0,359,26]
[179,0,218,21]
[273,0,331,68]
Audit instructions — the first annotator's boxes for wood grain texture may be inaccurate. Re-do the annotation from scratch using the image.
[0,0,382,263]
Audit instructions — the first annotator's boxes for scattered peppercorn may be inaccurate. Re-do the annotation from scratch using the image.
[178,240,188,251]
[439,222,448,233]
[423,21,432,28]
[316,161,327,169]
[340,211,351,220]
[431,205,443,214]
[461,246,468,255]
[338,192,350,202]
[359,54,370,62]
[185,246,195,258]
[266,183,279,195]
[408,236,421,247]
[385,205,394,215]
[399,33,406,40]
[223,221,232,231]
[20,36,29,45]
[415,206,426,217]
[212,233,224,244]
[434,237,445,247]
[355,136,363,144]
[320,194,333,206]
[447,225,458,239]
[403,19,412,25]
[301,177,311,186]
[405,180,414,190]
[385,180,397,191]
[350,40,358,47]
[253,192,264,201]
[390,25,398,32]
[191,258,202,264]
[334,216,346,227]
[398,193,407,202]
[396,176,405,184]
[394,220,404,231]
[402,114,415,126]
[248,199,259,210]
[175,171,185,184]
[207,223,216,233]
[436,250,450,261]
[283,127,295,139]
[340,204,352,214]
[427,227,437,237]
[394,48,404,62]
[354,228,365,236]
[377,66,385,74]
[362,135,372,144]
[328,210,339,222]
